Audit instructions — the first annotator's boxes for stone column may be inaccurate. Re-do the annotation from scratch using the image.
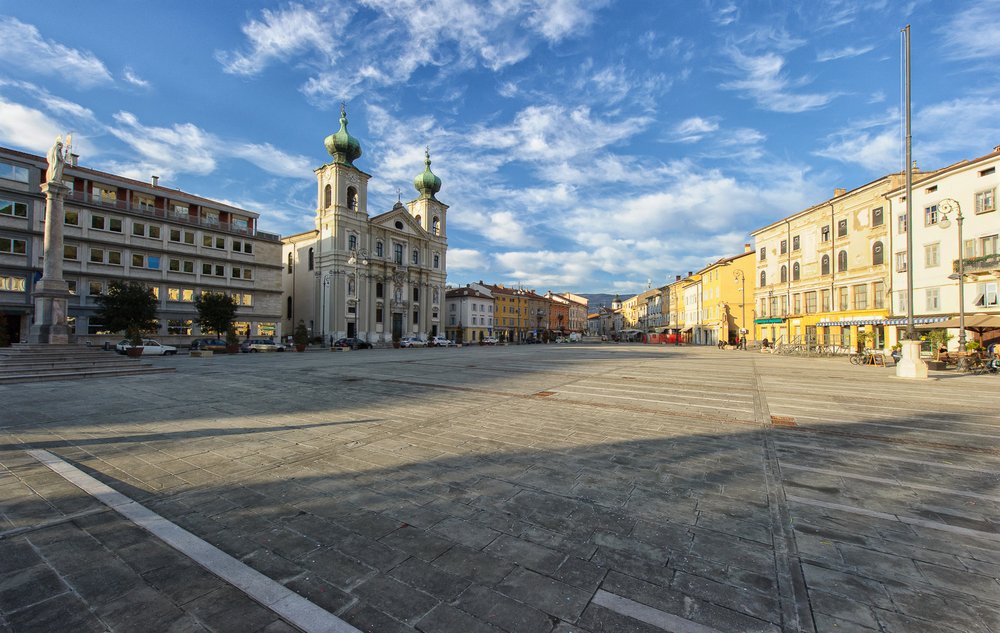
[895,339,927,379]
[29,181,74,344]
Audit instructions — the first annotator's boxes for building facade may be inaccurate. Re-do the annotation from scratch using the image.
[698,247,755,345]
[282,108,448,344]
[0,146,282,345]
[444,286,494,343]
[886,146,999,349]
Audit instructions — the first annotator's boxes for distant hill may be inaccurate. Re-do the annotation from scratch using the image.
[578,293,617,310]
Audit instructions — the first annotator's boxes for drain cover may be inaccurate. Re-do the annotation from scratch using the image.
[770,415,796,427]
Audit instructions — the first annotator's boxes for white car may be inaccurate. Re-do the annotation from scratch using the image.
[481,337,499,345]
[116,339,178,355]
[399,337,427,348]
[429,336,454,347]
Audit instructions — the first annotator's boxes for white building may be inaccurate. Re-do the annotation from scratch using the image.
[886,145,1000,349]
[445,286,494,344]
[0,145,282,345]
[683,277,704,344]
[282,108,448,344]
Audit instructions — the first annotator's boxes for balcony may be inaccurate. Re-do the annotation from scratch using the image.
[953,253,1000,276]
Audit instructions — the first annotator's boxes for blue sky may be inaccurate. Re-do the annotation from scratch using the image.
[1,1,997,294]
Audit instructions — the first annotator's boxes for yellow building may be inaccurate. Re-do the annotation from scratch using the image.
[478,283,529,342]
[698,246,756,345]
[751,171,935,350]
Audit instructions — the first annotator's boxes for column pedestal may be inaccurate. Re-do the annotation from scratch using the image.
[895,339,927,379]
[28,181,74,344]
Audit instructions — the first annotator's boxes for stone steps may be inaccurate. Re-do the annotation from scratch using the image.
[0,343,175,384]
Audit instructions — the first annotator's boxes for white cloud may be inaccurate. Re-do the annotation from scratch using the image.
[122,66,150,88]
[720,50,838,113]
[229,143,313,178]
[493,249,597,289]
[670,116,720,143]
[815,129,899,173]
[216,3,341,76]
[816,45,874,62]
[481,210,537,247]
[447,248,488,271]
[108,111,217,179]
[0,97,64,153]
[711,2,740,26]
[525,0,610,41]
[0,18,113,87]
[940,0,1000,61]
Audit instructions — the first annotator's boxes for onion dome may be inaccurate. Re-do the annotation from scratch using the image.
[324,104,362,166]
[413,147,442,199]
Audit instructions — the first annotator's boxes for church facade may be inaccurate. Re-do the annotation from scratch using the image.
[281,108,449,344]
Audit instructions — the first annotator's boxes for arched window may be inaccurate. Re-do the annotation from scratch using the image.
[348,234,357,251]
[433,254,440,268]
[412,248,419,265]
[780,265,788,283]
[415,215,421,225]
[308,247,314,271]
[376,241,383,257]
[838,250,848,272]
[432,217,440,235]
[760,271,767,287]
[872,241,884,266]
[792,262,800,281]
[394,243,403,264]
[347,187,358,211]
[287,252,293,273]
[324,184,332,208]
[821,254,830,275]
[348,275,355,296]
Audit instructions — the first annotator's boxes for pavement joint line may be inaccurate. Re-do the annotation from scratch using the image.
[0,506,110,540]
[781,463,1000,503]
[774,425,1000,457]
[591,589,725,633]
[767,401,1000,426]
[568,383,754,404]
[552,388,754,413]
[25,448,362,633]
[754,360,815,633]
[769,415,1000,440]
[774,440,1000,474]
[785,494,1000,542]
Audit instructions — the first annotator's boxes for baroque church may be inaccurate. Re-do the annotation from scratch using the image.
[281,107,448,343]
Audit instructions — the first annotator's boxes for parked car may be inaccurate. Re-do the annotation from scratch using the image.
[333,337,372,350]
[190,338,227,351]
[399,337,427,348]
[240,338,285,353]
[116,339,178,355]
[481,337,499,345]
[428,336,454,347]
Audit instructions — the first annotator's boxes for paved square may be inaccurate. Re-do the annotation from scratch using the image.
[1,344,998,632]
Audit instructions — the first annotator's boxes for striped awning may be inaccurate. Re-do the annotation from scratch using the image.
[883,316,951,326]
[817,318,885,327]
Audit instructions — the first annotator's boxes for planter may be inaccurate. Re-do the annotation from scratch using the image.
[126,347,142,358]
[392,341,401,349]
[295,344,307,352]
[226,344,240,354]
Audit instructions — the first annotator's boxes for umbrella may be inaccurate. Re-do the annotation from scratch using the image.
[935,313,1000,337]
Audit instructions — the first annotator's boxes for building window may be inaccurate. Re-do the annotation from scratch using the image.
[793,294,801,314]
[201,263,225,277]
[975,282,998,307]
[0,275,26,292]
[308,247,314,271]
[0,237,26,254]
[413,310,419,324]
[821,289,830,311]
[169,258,195,274]
[821,254,830,275]
[412,249,419,265]
[232,293,253,306]
[780,265,787,283]
[64,209,78,225]
[202,235,225,249]
[759,271,766,287]
[132,254,161,270]
[394,243,403,264]
[232,240,253,254]
[0,200,27,218]
[232,267,253,280]
[924,204,939,226]
[897,213,907,234]
[792,236,800,251]
[924,242,940,268]
[376,282,383,298]
[759,247,766,260]
[837,250,848,272]
[413,287,419,302]
[433,254,439,268]
[287,296,293,318]
[981,234,999,256]
[838,287,849,311]
[376,241,384,257]
[872,207,884,226]
[820,225,830,242]
[837,219,848,237]
[347,186,358,211]
[349,234,357,251]
[63,244,78,260]
[287,252,293,273]
[375,306,383,323]
[873,282,885,309]
[432,217,440,235]
[925,288,940,311]
[324,184,332,208]
[792,262,800,281]
[0,161,30,183]
[168,320,193,335]
[169,228,195,244]
[780,240,787,255]
[895,251,907,272]
[805,291,817,313]
[854,284,868,310]
[167,288,195,302]
[872,241,884,266]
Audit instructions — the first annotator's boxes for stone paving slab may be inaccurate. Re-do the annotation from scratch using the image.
[2,344,999,632]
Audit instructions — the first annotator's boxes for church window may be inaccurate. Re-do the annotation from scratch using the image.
[349,234,357,251]
[287,252,293,273]
[838,250,848,272]
[376,282,383,298]
[432,217,440,235]
[376,241,383,257]
[412,248,419,265]
[433,254,440,268]
[780,265,787,283]
[308,247,314,271]
[394,243,403,264]
[324,185,332,208]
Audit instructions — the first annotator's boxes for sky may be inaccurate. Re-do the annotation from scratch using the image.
[1,1,997,295]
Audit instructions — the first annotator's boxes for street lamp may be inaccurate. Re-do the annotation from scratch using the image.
[733,269,747,345]
[937,198,967,370]
[347,249,369,342]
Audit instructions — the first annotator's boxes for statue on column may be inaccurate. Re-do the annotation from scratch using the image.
[46,135,68,183]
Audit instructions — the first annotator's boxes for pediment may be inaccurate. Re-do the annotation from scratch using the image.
[371,204,426,237]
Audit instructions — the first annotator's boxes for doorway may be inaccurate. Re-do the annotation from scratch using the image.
[347,322,356,338]
[391,313,403,340]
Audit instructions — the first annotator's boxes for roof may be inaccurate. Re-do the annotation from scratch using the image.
[446,287,493,299]
[883,146,1000,196]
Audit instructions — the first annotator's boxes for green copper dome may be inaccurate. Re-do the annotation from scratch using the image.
[413,147,442,199]
[324,104,362,166]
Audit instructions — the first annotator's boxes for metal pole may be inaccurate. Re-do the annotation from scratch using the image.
[903,24,917,340]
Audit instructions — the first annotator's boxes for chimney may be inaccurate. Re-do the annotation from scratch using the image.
[151,175,159,187]
[834,188,846,197]
[69,153,79,166]
[687,271,693,277]
[675,275,681,281]
[744,243,752,253]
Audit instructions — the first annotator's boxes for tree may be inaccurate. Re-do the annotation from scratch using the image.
[94,280,159,345]
[195,292,238,338]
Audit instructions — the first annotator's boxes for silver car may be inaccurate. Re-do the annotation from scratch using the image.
[399,337,427,348]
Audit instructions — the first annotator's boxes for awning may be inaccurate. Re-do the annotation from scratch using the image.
[817,318,885,327]
[682,327,694,333]
[883,316,950,326]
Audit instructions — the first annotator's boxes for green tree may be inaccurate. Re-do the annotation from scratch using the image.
[94,280,159,345]
[195,292,238,338]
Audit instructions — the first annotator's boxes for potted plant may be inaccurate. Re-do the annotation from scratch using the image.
[293,320,309,352]
[392,333,401,349]
[195,292,238,350]
[94,280,158,358]
[966,340,983,353]
[927,329,953,361]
